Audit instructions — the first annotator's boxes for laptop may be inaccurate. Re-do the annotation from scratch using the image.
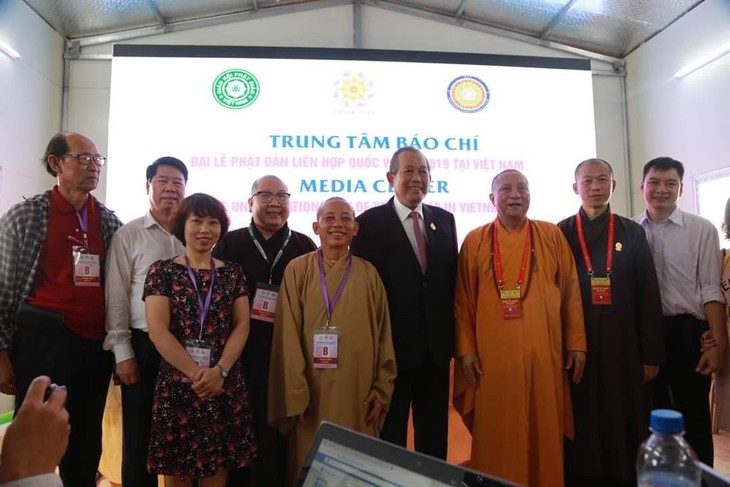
[700,462,730,487]
[295,421,521,487]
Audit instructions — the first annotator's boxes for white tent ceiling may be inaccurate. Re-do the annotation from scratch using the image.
[22,0,704,62]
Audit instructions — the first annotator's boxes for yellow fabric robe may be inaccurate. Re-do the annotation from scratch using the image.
[268,251,397,483]
[453,220,586,487]
[98,380,122,485]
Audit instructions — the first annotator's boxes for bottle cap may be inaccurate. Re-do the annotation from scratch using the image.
[650,409,684,435]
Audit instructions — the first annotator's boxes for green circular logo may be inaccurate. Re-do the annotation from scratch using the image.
[212,69,260,109]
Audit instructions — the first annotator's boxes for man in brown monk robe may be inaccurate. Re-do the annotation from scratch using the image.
[268,197,396,484]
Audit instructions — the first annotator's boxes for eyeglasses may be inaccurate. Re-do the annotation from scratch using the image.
[62,153,107,167]
[252,191,291,203]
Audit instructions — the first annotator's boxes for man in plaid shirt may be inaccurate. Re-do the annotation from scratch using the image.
[0,132,122,487]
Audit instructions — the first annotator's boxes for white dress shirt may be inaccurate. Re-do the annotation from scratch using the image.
[103,211,184,363]
[392,198,427,269]
[634,206,723,319]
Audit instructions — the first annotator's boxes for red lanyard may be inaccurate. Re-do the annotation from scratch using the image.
[492,219,531,290]
[576,212,614,277]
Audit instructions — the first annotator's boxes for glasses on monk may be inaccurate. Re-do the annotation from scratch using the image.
[252,191,291,203]
[63,153,107,167]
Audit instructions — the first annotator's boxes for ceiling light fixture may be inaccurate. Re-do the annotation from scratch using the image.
[0,40,20,59]
[675,42,730,78]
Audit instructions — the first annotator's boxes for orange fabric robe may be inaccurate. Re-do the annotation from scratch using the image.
[453,219,586,487]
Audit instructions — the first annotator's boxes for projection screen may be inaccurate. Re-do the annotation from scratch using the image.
[108,45,596,242]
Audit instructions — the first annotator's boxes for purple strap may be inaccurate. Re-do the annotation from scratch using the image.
[185,256,216,340]
[75,205,89,247]
[316,248,352,326]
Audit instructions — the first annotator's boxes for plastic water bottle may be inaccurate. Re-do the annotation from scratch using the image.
[636,409,701,487]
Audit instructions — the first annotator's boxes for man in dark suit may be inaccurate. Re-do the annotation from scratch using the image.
[351,146,458,459]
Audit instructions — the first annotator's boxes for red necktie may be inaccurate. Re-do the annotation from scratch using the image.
[410,211,428,274]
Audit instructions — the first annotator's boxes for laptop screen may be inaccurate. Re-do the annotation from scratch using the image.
[303,438,453,487]
[700,462,730,487]
[296,422,520,487]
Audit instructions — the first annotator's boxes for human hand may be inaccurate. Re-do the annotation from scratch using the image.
[1,376,69,482]
[459,354,483,387]
[363,391,383,425]
[115,358,140,385]
[565,351,587,384]
[0,349,15,395]
[191,367,224,400]
[696,347,723,376]
[642,365,659,383]
[700,330,718,353]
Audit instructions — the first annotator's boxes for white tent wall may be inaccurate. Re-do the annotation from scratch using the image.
[0,0,64,215]
[625,0,730,218]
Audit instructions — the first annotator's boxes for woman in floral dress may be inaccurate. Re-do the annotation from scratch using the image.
[144,193,256,486]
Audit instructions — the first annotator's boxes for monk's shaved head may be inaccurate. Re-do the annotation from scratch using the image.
[491,169,528,193]
[251,174,287,195]
[317,197,355,220]
[574,158,614,181]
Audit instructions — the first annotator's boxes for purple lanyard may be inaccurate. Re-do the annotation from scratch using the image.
[74,205,89,247]
[185,256,216,340]
[316,248,352,327]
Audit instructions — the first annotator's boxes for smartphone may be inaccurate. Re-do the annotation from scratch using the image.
[44,383,66,402]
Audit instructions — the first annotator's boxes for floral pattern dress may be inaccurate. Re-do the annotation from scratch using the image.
[143,259,257,479]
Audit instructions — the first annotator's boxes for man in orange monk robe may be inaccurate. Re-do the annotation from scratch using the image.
[454,169,587,487]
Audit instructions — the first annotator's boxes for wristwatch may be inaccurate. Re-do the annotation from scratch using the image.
[215,363,229,379]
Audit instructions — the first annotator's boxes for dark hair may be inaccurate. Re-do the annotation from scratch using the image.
[42,133,70,177]
[642,157,685,181]
[388,146,431,174]
[171,193,229,245]
[146,156,188,182]
[723,197,730,240]
[574,158,614,179]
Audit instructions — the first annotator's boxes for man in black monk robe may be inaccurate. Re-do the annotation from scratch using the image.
[558,158,664,486]
[213,175,316,487]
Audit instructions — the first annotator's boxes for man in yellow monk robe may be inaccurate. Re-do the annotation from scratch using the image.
[454,170,587,487]
[268,197,397,484]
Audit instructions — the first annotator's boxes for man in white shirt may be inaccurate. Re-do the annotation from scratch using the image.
[633,156,727,466]
[103,157,187,486]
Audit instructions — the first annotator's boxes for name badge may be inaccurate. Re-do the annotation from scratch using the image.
[500,289,522,319]
[251,283,279,323]
[313,327,339,369]
[591,277,611,305]
[185,339,212,369]
[72,246,101,287]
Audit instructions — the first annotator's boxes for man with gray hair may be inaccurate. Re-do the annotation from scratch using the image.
[0,132,122,487]
[351,146,457,460]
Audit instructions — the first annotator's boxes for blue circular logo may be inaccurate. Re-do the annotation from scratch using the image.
[447,76,490,113]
